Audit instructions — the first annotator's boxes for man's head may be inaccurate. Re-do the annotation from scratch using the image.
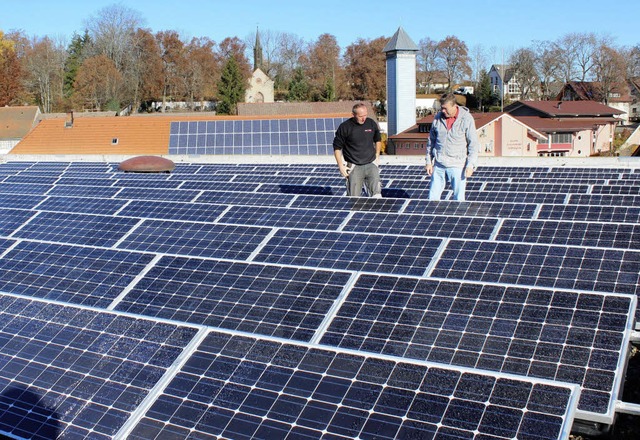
[439,93,458,118]
[352,103,368,124]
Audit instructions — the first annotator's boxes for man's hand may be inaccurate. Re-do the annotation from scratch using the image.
[339,165,350,179]
[425,164,433,176]
[465,166,474,178]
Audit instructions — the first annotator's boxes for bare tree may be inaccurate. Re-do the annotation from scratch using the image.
[417,37,438,93]
[436,36,471,91]
[534,40,563,99]
[23,36,67,112]
[574,33,597,81]
[509,48,539,100]
[593,43,627,105]
[621,44,640,79]
[469,44,488,91]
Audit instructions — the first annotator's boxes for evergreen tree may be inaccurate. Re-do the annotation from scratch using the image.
[216,56,245,115]
[287,67,309,101]
[64,31,90,99]
[321,76,335,102]
[477,69,494,111]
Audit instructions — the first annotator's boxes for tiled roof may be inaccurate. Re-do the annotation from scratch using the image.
[237,101,374,120]
[559,81,634,103]
[511,115,620,132]
[505,100,624,117]
[0,106,40,140]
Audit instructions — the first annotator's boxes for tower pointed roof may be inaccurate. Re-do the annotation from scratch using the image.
[383,26,418,52]
[254,27,264,71]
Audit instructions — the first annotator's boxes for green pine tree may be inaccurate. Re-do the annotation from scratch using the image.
[216,57,246,115]
[287,67,309,102]
[63,31,90,99]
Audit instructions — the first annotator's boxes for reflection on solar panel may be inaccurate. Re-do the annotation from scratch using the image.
[115,257,352,341]
[320,274,632,418]
[126,331,579,440]
[0,161,638,438]
[0,295,198,440]
[168,118,345,155]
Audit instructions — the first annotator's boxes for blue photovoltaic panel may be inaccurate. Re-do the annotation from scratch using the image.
[0,209,36,236]
[11,212,139,247]
[47,184,121,198]
[345,212,499,240]
[36,196,127,215]
[568,194,640,207]
[539,204,640,224]
[496,219,640,250]
[0,194,44,210]
[126,331,579,440]
[405,200,538,219]
[0,295,198,440]
[592,185,640,195]
[0,241,155,307]
[117,219,272,260]
[118,200,228,223]
[253,229,442,276]
[320,274,632,417]
[54,177,115,187]
[219,206,350,230]
[291,195,406,212]
[466,191,568,204]
[0,183,52,195]
[114,187,200,202]
[430,239,640,295]
[257,183,340,195]
[3,175,59,185]
[195,190,294,207]
[180,180,260,192]
[116,256,352,341]
[168,117,345,155]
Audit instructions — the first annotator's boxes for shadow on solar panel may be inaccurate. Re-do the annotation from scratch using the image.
[277,184,334,195]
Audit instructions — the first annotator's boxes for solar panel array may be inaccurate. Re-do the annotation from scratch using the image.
[0,160,638,439]
[169,118,346,155]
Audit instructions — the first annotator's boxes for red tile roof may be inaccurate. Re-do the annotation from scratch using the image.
[506,100,624,117]
[0,106,40,139]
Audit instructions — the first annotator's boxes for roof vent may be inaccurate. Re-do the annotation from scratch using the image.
[64,111,74,128]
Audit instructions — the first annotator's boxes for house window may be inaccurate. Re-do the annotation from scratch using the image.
[507,81,520,94]
[552,133,571,143]
[111,138,119,145]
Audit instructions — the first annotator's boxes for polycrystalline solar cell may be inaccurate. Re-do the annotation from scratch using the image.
[112,179,181,189]
[0,241,155,307]
[12,212,139,247]
[195,190,294,207]
[466,190,568,204]
[114,187,200,202]
[431,239,640,295]
[117,219,271,260]
[253,229,442,276]
[116,257,351,341]
[36,196,127,215]
[345,212,499,240]
[592,185,640,195]
[539,204,640,224]
[55,177,115,187]
[0,209,36,235]
[126,331,578,440]
[0,183,52,195]
[232,175,309,185]
[219,206,350,230]
[405,200,537,219]
[0,194,44,210]
[320,274,631,417]
[3,175,59,185]
[497,219,640,250]
[47,184,121,198]
[291,195,406,212]
[119,200,228,223]
[382,178,430,189]
[0,296,198,440]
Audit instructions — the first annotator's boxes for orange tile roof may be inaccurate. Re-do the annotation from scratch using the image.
[10,117,171,155]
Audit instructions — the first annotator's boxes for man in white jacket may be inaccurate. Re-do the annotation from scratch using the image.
[424,93,479,201]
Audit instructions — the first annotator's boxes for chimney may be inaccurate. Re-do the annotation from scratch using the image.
[65,111,74,128]
[557,101,562,109]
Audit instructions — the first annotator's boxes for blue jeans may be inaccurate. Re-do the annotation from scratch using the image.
[428,163,467,201]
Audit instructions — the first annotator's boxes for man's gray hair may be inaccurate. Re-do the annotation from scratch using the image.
[352,102,367,114]
[439,93,457,106]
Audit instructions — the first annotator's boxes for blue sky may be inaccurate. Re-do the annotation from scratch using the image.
[2,0,638,62]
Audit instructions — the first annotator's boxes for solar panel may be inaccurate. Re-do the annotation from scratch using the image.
[168,117,345,155]
[0,241,155,307]
[219,206,350,230]
[0,194,44,210]
[195,190,293,207]
[319,274,633,419]
[291,195,406,212]
[0,209,36,236]
[253,229,442,276]
[125,331,579,440]
[466,190,568,204]
[0,183,52,196]
[36,196,127,215]
[114,187,200,202]
[0,295,198,440]
[117,220,272,260]
[568,194,640,207]
[539,204,640,223]
[115,257,352,341]
[118,200,228,223]
[405,200,538,219]
[496,219,640,249]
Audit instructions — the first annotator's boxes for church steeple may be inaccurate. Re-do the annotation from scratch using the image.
[254,27,264,71]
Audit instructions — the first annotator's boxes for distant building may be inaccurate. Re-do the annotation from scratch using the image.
[556,80,640,124]
[245,29,274,104]
[384,27,418,136]
[0,106,41,154]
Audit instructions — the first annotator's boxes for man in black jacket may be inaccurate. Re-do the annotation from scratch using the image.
[333,103,382,197]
